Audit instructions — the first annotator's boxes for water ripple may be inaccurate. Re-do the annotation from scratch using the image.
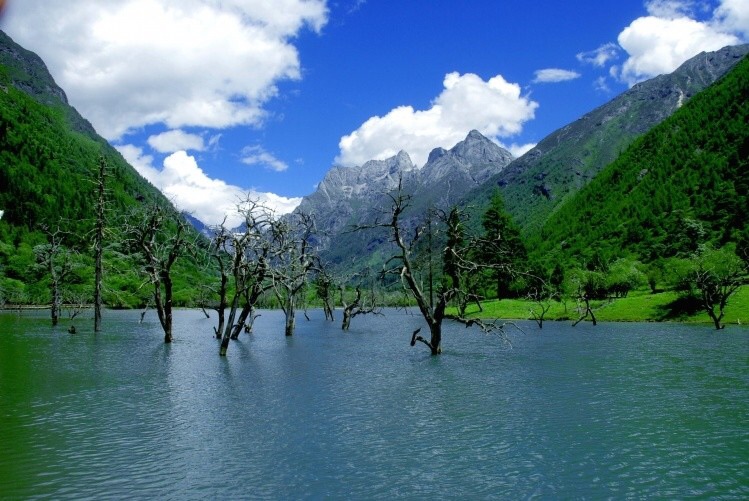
[1,310,747,499]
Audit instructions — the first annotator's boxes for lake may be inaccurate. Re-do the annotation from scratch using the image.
[1,309,748,499]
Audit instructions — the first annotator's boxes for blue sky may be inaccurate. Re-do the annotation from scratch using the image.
[2,0,748,226]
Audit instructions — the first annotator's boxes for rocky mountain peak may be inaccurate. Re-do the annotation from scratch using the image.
[449,129,514,165]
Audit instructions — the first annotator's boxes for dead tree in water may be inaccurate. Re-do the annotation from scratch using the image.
[34,224,77,327]
[315,269,336,322]
[527,280,557,329]
[340,284,381,330]
[92,155,108,332]
[269,212,317,337]
[213,200,275,356]
[126,205,189,343]
[356,179,516,354]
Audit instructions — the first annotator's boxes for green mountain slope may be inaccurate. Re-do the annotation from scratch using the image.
[0,30,202,307]
[531,53,749,266]
[463,44,749,237]
[0,30,168,233]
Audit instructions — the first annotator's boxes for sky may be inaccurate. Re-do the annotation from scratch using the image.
[2,0,748,227]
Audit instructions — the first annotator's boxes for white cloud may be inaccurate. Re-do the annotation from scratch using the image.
[532,68,581,83]
[617,14,739,85]
[715,0,749,37]
[576,43,620,67]
[116,145,301,226]
[147,130,205,153]
[336,72,538,167]
[4,0,328,140]
[610,0,749,86]
[501,142,536,158]
[241,146,289,172]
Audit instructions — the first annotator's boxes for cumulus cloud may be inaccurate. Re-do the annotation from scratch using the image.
[241,146,289,172]
[617,14,739,85]
[532,68,581,83]
[715,0,749,37]
[336,72,538,167]
[4,0,328,140]
[576,43,620,67]
[610,0,748,86]
[147,130,205,153]
[116,145,301,226]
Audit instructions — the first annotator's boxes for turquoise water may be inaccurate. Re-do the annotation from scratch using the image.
[1,309,748,499]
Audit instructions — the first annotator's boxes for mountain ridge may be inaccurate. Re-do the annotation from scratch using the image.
[465,43,749,236]
[295,130,514,258]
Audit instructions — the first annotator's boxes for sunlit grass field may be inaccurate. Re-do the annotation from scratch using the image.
[458,286,749,326]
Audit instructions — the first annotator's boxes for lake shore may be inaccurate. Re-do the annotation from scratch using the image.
[3,286,747,327]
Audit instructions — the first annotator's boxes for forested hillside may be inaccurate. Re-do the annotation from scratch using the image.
[0,31,204,307]
[462,44,749,237]
[530,54,749,268]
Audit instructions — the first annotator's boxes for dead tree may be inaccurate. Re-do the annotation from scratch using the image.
[357,180,515,355]
[527,281,557,329]
[269,212,317,337]
[572,293,597,326]
[207,217,231,339]
[92,155,108,332]
[315,269,336,322]
[126,205,189,343]
[216,200,275,356]
[340,283,381,330]
[34,224,77,327]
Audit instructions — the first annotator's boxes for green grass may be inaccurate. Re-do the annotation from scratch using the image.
[457,286,749,326]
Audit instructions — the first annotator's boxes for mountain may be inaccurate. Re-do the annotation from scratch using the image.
[0,30,98,138]
[299,43,749,272]
[0,30,199,307]
[295,130,514,265]
[530,52,749,267]
[463,43,749,236]
[0,29,170,233]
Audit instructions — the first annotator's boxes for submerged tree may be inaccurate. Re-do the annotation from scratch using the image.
[569,270,600,326]
[92,155,108,332]
[214,200,275,356]
[314,269,336,322]
[358,180,515,355]
[527,279,557,329]
[126,205,190,343]
[269,212,317,337]
[207,217,231,339]
[340,271,381,330]
[34,224,78,326]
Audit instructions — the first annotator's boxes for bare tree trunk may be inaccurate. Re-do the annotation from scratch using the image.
[429,323,442,354]
[341,309,352,330]
[163,273,174,343]
[284,294,296,337]
[51,285,61,327]
[219,334,230,356]
[224,294,240,340]
[94,156,106,333]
